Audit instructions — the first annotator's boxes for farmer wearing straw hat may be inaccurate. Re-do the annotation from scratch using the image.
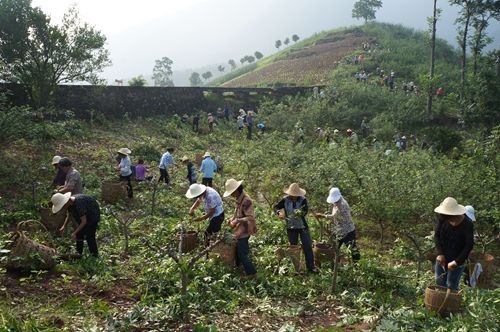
[181,156,198,185]
[186,183,225,246]
[56,158,83,195]
[274,183,316,273]
[52,192,100,257]
[200,152,217,187]
[434,197,474,291]
[315,187,360,262]
[51,155,66,188]
[158,147,175,185]
[224,179,257,277]
[116,148,133,198]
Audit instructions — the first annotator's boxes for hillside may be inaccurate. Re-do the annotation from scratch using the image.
[212,23,458,88]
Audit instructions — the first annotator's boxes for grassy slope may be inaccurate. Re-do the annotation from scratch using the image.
[210,22,459,88]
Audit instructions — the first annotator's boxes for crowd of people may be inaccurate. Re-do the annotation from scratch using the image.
[47,144,477,289]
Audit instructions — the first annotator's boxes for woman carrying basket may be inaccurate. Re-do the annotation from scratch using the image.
[434,197,474,291]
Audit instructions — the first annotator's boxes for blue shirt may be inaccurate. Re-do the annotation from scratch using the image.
[203,187,224,219]
[200,157,217,178]
[119,156,132,176]
[159,152,174,169]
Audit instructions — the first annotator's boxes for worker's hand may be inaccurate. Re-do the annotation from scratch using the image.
[71,232,77,241]
[314,212,325,219]
[59,225,65,236]
[230,218,238,228]
[277,211,285,220]
[447,260,457,271]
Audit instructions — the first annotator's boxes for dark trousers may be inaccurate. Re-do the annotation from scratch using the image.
[76,223,98,257]
[120,174,133,198]
[193,121,199,132]
[204,212,224,246]
[188,177,197,185]
[247,124,253,140]
[236,237,257,275]
[339,230,360,262]
[287,228,315,271]
[202,177,213,187]
[159,168,169,184]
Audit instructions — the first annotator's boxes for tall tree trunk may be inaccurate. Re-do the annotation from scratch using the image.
[427,0,438,115]
[472,22,487,76]
[460,12,471,98]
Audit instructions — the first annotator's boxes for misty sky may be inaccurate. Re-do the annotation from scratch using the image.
[32,0,500,84]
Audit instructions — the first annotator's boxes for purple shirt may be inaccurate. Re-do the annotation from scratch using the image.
[135,164,148,180]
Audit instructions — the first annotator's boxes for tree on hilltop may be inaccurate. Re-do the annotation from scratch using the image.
[292,34,300,43]
[189,72,202,86]
[0,0,111,107]
[275,40,282,50]
[152,57,174,87]
[201,71,213,80]
[246,55,256,63]
[284,37,290,46]
[217,65,225,73]
[128,76,147,87]
[240,57,247,65]
[254,51,264,60]
[352,0,383,22]
[228,59,237,70]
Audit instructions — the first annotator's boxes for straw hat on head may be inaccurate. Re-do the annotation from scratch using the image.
[465,205,476,221]
[347,129,352,133]
[434,197,466,216]
[117,148,131,155]
[333,129,339,134]
[51,192,71,214]
[181,155,189,162]
[284,183,306,197]
[203,151,211,158]
[223,178,243,198]
[327,187,342,204]
[52,155,62,165]
[185,183,207,199]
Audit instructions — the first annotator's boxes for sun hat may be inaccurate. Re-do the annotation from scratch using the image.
[203,151,211,158]
[284,183,306,197]
[181,155,189,162]
[465,205,476,221]
[51,192,71,214]
[327,187,342,204]
[185,183,207,199]
[51,155,62,165]
[208,113,212,116]
[117,148,131,155]
[223,178,244,197]
[347,129,352,133]
[434,197,466,216]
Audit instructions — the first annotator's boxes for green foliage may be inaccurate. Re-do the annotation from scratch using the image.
[0,0,110,107]
[201,71,213,81]
[352,0,383,22]
[128,76,147,87]
[152,57,174,87]
[189,72,203,86]
[254,51,264,60]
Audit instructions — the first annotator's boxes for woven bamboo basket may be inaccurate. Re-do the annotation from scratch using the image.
[178,231,198,253]
[210,240,237,267]
[276,245,305,272]
[6,220,57,271]
[313,242,336,267]
[40,207,67,233]
[424,285,462,317]
[195,153,204,166]
[102,180,127,204]
[468,253,495,289]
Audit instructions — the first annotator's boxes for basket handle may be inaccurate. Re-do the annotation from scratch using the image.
[437,287,452,315]
[16,219,55,247]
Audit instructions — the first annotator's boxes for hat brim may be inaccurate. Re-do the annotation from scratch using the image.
[185,185,207,199]
[52,192,71,214]
[465,211,476,221]
[434,204,466,216]
[284,187,306,197]
[223,180,244,198]
[327,194,341,204]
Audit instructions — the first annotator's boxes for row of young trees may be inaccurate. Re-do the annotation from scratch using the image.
[275,34,300,50]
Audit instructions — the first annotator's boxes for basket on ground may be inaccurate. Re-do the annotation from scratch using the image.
[210,240,237,267]
[276,244,305,272]
[424,285,461,317]
[313,242,336,267]
[102,180,127,204]
[178,231,198,253]
[468,252,495,289]
[6,220,57,271]
[40,206,66,233]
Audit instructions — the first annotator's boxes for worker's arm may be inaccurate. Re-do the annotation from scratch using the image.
[71,215,87,240]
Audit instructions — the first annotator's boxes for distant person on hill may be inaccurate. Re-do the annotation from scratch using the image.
[181,113,189,123]
[51,155,66,188]
[224,178,258,278]
[274,183,316,273]
[246,110,254,140]
[116,148,133,198]
[216,108,224,120]
[237,115,244,130]
[410,134,417,147]
[159,147,175,185]
[135,159,151,182]
[347,129,359,144]
[193,113,200,132]
[315,187,360,262]
[208,113,215,133]
[360,118,368,138]
[400,136,408,150]
[223,104,230,121]
[436,87,444,97]
[186,183,224,247]
[200,152,217,187]
[181,156,198,185]
[56,158,83,195]
[434,197,474,291]
[53,192,100,258]
[257,122,265,134]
